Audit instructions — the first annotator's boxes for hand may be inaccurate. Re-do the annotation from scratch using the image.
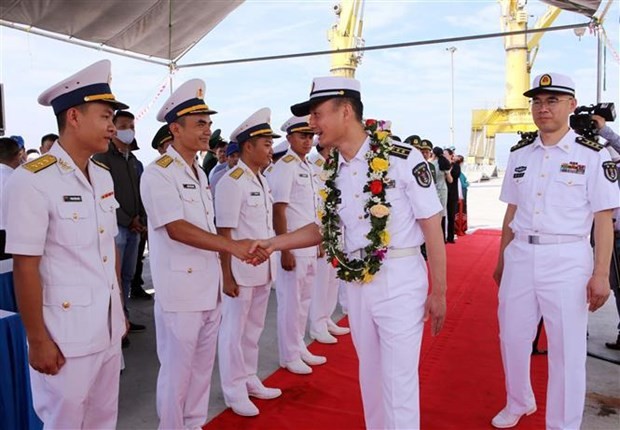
[232,239,270,265]
[424,292,446,336]
[28,338,66,375]
[280,250,296,271]
[249,239,276,265]
[223,277,240,298]
[591,114,605,131]
[129,216,146,234]
[492,263,503,286]
[586,274,611,312]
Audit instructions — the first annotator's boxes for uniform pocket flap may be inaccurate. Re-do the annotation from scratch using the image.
[555,174,586,186]
[57,203,91,220]
[43,286,92,307]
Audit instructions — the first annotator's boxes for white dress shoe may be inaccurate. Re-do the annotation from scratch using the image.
[282,358,313,374]
[491,405,537,428]
[247,380,282,400]
[301,351,327,366]
[327,320,350,336]
[227,397,259,417]
[311,331,338,344]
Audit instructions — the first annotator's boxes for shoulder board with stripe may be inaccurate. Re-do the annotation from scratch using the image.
[389,144,411,159]
[575,136,603,152]
[22,154,57,173]
[229,167,244,180]
[314,158,324,167]
[510,131,537,152]
[155,154,173,168]
[282,154,296,163]
[91,159,109,171]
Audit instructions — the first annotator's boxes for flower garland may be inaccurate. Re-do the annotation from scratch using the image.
[320,119,392,283]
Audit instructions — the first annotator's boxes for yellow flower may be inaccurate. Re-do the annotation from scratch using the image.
[379,230,390,246]
[317,210,325,220]
[375,130,390,141]
[362,269,374,283]
[318,188,328,201]
[369,204,390,218]
[370,157,389,172]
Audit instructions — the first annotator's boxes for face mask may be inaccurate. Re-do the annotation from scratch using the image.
[116,129,135,145]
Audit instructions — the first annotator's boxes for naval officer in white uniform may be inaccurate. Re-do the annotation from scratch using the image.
[5,60,128,429]
[141,79,259,429]
[215,108,282,417]
[492,73,619,430]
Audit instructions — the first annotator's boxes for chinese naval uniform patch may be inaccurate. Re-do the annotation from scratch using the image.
[22,154,57,173]
[412,162,432,188]
[602,161,618,182]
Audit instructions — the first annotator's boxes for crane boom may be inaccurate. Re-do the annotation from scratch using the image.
[328,0,365,77]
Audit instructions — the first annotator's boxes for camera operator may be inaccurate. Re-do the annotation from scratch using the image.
[592,114,620,153]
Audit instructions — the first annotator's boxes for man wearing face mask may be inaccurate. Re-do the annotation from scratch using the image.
[93,111,148,341]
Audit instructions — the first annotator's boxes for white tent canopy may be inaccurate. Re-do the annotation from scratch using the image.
[0,0,244,64]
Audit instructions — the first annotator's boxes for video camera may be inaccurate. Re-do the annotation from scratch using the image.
[569,102,616,139]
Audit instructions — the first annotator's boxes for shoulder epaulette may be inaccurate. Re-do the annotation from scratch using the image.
[155,154,173,168]
[229,167,244,180]
[22,154,57,173]
[510,131,538,152]
[282,154,295,163]
[575,136,603,152]
[91,159,109,171]
[314,158,324,168]
[389,144,411,159]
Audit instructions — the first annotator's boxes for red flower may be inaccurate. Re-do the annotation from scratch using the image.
[331,257,339,268]
[369,180,383,195]
[365,119,377,127]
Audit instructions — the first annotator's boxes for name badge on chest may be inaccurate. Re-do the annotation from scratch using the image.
[183,183,196,189]
[63,195,82,202]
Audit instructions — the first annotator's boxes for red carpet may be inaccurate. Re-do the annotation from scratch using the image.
[206,230,548,429]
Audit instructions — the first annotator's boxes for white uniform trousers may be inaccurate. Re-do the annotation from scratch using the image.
[30,340,121,429]
[309,258,340,336]
[499,239,591,430]
[154,301,222,430]
[346,254,428,430]
[218,283,271,403]
[276,256,317,364]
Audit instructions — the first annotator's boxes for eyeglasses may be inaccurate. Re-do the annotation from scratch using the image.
[530,97,573,110]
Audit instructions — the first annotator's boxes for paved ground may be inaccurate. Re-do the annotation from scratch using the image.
[117,175,620,429]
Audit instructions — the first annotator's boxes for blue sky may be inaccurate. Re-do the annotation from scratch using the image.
[1,0,618,167]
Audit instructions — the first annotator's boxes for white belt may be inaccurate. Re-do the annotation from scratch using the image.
[514,233,586,245]
[348,246,420,259]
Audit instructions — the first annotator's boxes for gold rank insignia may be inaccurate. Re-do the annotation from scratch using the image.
[91,159,109,170]
[389,144,411,159]
[229,167,244,180]
[539,74,552,86]
[22,154,57,173]
[575,136,603,152]
[282,154,295,163]
[155,154,173,168]
[315,158,324,167]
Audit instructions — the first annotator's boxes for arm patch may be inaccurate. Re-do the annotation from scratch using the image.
[412,162,432,188]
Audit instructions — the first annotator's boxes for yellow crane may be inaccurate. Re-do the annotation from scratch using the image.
[328,0,365,77]
[467,0,561,168]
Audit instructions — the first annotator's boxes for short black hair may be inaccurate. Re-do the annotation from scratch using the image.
[56,104,87,133]
[41,133,58,145]
[113,111,135,123]
[332,97,364,122]
[0,137,21,163]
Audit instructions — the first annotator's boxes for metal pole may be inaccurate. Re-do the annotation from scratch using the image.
[446,46,457,146]
[596,26,603,103]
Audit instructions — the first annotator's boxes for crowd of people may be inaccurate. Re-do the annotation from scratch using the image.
[0,60,619,430]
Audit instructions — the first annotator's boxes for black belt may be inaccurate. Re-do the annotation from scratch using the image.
[0,230,12,261]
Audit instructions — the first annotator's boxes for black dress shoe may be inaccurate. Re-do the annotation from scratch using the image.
[130,287,152,300]
[129,322,146,332]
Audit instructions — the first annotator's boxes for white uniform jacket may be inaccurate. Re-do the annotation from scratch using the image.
[140,146,222,312]
[500,130,620,235]
[214,159,277,287]
[267,149,318,257]
[5,143,124,357]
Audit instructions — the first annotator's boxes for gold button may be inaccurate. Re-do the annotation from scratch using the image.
[355,194,360,198]
[103,256,108,263]
[99,227,105,234]
[545,155,549,159]
[568,180,573,185]
[187,268,193,274]
[540,174,545,178]
[535,211,540,214]
[62,301,70,309]
[358,215,363,220]
[537,192,542,196]
[353,171,357,176]
[72,212,78,220]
